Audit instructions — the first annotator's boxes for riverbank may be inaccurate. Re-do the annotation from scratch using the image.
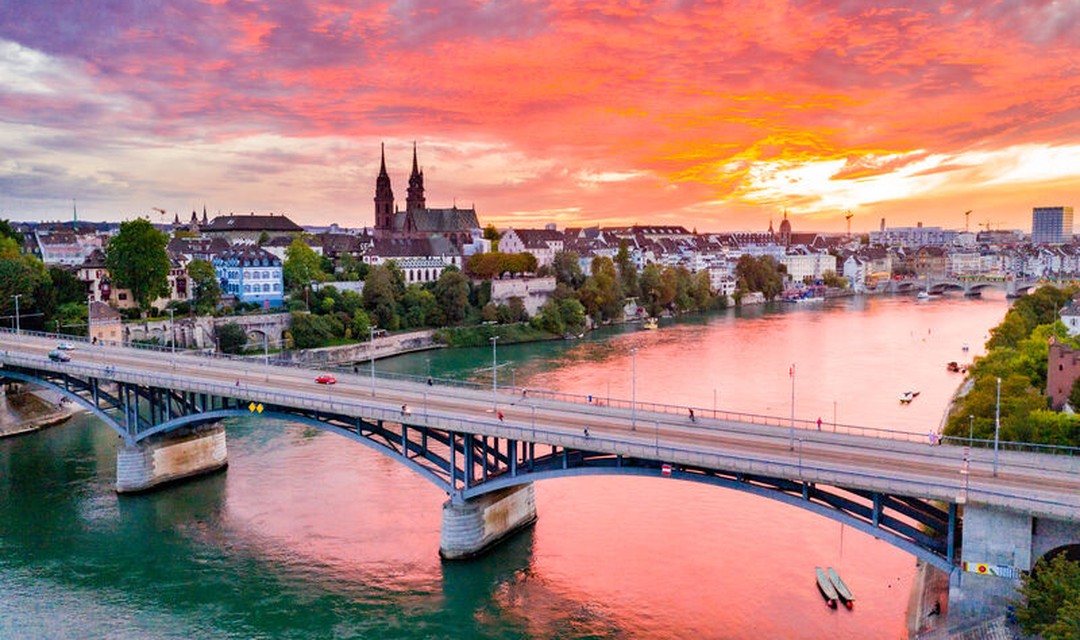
[0,387,74,438]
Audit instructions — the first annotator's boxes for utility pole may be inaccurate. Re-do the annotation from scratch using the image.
[789,363,796,451]
[993,377,1001,476]
[490,336,499,411]
[12,294,21,334]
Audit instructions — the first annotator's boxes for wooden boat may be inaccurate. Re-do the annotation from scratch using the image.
[815,567,838,608]
[827,567,855,609]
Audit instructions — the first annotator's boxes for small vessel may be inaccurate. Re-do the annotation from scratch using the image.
[827,567,855,609]
[642,317,658,330]
[917,291,930,300]
[962,342,970,352]
[899,390,920,404]
[815,567,839,608]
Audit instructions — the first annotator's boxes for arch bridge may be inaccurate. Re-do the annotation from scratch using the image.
[2,330,1079,619]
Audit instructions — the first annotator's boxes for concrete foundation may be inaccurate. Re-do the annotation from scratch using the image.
[949,504,1030,622]
[116,424,227,493]
[440,483,537,560]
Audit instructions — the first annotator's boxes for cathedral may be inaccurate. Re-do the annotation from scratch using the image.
[373,143,480,247]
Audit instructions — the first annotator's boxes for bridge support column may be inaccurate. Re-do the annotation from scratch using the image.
[439,483,537,560]
[948,504,1030,622]
[116,424,228,493]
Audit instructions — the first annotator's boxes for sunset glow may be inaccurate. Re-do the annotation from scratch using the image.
[1,1,1077,232]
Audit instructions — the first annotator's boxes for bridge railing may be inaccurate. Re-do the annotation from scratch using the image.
[6,330,1080,458]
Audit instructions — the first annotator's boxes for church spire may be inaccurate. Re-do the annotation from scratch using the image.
[374,142,395,234]
[406,141,426,213]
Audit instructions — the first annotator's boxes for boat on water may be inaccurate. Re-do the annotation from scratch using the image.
[899,390,921,404]
[827,567,855,609]
[815,567,839,608]
[917,290,930,300]
[642,317,658,330]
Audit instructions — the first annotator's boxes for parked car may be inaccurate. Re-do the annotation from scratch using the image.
[315,374,336,385]
[48,350,71,362]
[56,342,76,351]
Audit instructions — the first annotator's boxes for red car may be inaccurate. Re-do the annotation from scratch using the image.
[315,374,337,385]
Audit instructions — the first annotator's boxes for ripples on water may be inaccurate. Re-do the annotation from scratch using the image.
[0,295,1007,639]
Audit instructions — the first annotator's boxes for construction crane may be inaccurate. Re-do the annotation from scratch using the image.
[964,210,972,233]
[979,220,1003,232]
[844,211,854,238]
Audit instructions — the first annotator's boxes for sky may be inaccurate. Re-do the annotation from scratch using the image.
[0,0,1077,233]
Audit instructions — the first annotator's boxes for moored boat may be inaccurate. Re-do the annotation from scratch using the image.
[827,567,855,609]
[642,317,658,330]
[815,567,838,608]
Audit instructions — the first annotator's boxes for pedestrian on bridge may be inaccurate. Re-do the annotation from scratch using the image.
[817,417,822,430]
[688,408,695,422]
[497,410,504,422]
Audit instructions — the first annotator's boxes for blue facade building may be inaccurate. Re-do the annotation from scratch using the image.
[1031,206,1074,245]
[213,246,284,309]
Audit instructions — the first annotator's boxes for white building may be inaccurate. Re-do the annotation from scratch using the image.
[780,251,837,283]
[498,228,565,268]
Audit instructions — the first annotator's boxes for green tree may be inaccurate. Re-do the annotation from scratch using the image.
[434,269,471,325]
[615,240,638,299]
[639,263,664,317]
[0,237,52,331]
[217,322,248,354]
[0,219,24,244]
[552,251,584,288]
[362,265,400,330]
[1013,553,1080,639]
[351,308,372,339]
[49,266,85,306]
[483,224,502,250]
[283,237,327,293]
[401,285,442,328]
[187,259,221,315]
[105,218,171,311]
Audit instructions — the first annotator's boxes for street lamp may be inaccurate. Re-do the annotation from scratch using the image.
[789,363,796,451]
[631,347,637,430]
[87,295,93,343]
[369,325,378,396]
[993,377,1001,476]
[968,414,974,441]
[168,308,175,354]
[490,336,499,411]
[12,294,21,334]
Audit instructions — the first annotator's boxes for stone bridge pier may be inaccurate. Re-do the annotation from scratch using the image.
[115,424,228,493]
[439,484,538,560]
[949,504,1080,621]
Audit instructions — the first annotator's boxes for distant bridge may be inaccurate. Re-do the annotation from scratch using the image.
[892,275,1041,298]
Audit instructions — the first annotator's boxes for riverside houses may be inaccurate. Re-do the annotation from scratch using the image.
[213,246,284,309]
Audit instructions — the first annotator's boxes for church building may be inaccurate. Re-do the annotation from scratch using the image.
[373,143,480,247]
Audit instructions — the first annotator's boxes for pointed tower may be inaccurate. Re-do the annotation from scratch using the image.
[779,209,792,247]
[202,205,208,225]
[374,143,395,234]
[405,141,426,213]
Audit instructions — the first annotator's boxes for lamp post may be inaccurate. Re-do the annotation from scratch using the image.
[87,295,93,343]
[631,347,637,430]
[490,336,499,411]
[993,377,1001,476]
[12,294,21,334]
[168,308,175,354]
[968,414,974,441]
[369,325,377,396]
[789,363,796,451]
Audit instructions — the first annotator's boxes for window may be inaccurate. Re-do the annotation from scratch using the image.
[262,271,269,279]
[244,285,251,292]
[273,283,280,291]
[263,284,270,292]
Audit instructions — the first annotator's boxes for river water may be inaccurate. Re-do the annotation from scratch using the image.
[0,294,1007,639]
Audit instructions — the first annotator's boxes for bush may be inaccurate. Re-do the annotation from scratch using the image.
[217,322,248,354]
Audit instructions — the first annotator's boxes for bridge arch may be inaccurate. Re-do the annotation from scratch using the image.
[0,370,130,443]
[463,464,955,571]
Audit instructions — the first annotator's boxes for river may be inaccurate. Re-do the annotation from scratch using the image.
[0,294,1007,639]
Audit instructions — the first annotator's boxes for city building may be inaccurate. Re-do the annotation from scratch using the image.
[1031,206,1074,245]
[212,246,284,309]
[498,228,565,268]
[201,212,303,243]
[373,143,480,248]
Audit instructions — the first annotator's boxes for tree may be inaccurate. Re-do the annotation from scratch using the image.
[362,265,400,330]
[615,240,638,299]
[483,224,502,250]
[434,269,471,325]
[401,285,442,328]
[551,251,584,288]
[105,218,171,311]
[187,259,221,315]
[1013,553,1080,639]
[49,266,85,306]
[217,322,248,354]
[639,263,664,317]
[283,237,327,293]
